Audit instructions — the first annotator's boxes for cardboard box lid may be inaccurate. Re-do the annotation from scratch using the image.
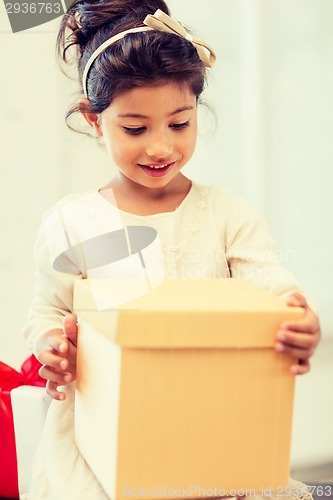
[74,278,304,348]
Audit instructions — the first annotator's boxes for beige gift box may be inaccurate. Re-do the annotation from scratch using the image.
[73,278,304,500]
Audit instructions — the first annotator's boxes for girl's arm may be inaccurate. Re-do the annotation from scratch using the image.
[23,213,82,399]
[224,194,321,375]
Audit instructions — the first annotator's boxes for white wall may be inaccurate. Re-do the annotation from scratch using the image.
[0,0,332,468]
[0,11,113,367]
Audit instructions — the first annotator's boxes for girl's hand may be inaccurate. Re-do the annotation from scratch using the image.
[38,315,78,400]
[275,293,321,375]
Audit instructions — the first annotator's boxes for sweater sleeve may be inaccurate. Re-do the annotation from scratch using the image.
[22,209,83,358]
[215,187,313,303]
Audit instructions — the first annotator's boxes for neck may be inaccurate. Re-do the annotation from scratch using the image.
[100,173,192,216]
[107,172,191,201]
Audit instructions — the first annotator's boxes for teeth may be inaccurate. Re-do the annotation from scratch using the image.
[146,164,169,169]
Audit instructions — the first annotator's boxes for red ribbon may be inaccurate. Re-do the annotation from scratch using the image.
[0,354,46,498]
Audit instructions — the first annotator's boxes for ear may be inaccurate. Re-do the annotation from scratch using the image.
[79,98,103,137]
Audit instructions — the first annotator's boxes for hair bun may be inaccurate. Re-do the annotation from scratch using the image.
[58,0,170,62]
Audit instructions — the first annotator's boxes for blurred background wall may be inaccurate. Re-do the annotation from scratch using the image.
[0,0,332,472]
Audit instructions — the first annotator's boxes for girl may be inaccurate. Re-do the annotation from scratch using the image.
[22,0,321,498]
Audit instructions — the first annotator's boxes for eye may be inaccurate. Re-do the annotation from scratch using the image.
[170,121,190,131]
[123,126,146,135]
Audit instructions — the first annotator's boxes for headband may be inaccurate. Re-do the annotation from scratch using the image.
[82,9,216,98]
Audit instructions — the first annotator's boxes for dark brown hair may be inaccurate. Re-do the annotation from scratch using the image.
[56,0,207,136]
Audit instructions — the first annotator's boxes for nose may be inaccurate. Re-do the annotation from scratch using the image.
[145,131,173,159]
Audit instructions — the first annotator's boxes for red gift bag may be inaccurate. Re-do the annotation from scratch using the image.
[0,355,45,498]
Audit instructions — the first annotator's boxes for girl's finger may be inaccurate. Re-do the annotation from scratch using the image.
[290,359,310,375]
[46,380,66,401]
[281,321,320,334]
[39,365,72,385]
[48,334,68,354]
[275,342,314,360]
[280,310,320,334]
[37,350,68,370]
[63,314,78,344]
[276,331,317,350]
[286,292,308,308]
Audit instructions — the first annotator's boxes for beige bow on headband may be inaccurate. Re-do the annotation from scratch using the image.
[82,9,216,98]
[143,9,216,68]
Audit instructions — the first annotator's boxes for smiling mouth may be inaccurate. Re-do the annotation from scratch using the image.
[138,162,175,177]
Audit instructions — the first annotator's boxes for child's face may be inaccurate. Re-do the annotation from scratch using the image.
[88,82,197,190]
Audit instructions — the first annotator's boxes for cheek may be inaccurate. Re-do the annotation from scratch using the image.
[105,135,140,162]
[182,129,197,156]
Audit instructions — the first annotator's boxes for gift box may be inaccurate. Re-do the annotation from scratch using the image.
[11,385,51,496]
[73,278,304,500]
[0,355,46,499]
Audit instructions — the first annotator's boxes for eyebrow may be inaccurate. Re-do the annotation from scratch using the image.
[118,106,194,119]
